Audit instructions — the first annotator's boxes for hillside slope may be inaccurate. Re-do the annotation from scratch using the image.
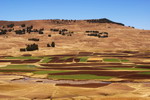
[0,18,150,56]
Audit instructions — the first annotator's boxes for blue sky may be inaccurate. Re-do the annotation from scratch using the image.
[0,0,150,29]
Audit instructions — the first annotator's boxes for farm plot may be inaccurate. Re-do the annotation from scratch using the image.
[0,65,38,70]
[48,74,114,80]
[33,70,71,74]
[0,54,149,81]
[40,57,52,63]
[0,65,38,73]
[56,83,110,88]
[4,56,42,60]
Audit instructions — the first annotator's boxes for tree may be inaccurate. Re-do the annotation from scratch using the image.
[27,25,33,33]
[7,24,14,28]
[21,24,26,27]
[15,30,25,35]
[0,30,7,35]
[51,42,55,47]
[39,31,44,34]
[48,34,51,37]
[47,43,51,47]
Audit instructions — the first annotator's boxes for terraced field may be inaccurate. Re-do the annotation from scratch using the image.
[0,51,150,81]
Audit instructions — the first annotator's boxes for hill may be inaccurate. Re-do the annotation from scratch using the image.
[0,18,150,56]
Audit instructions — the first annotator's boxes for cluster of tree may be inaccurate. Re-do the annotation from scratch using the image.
[50,29,59,32]
[20,43,39,52]
[128,26,135,28]
[86,18,124,26]
[86,31,108,38]
[38,28,44,34]
[7,24,14,28]
[27,25,33,33]
[0,29,7,35]
[15,29,25,34]
[8,29,13,32]
[50,28,73,36]
[13,24,44,35]
[0,24,45,35]
[47,42,55,47]
[50,19,76,24]
[28,38,39,41]
[85,31,99,33]
[59,29,73,36]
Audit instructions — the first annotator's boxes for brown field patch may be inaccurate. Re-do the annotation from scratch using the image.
[137,66,150,69]
[64,58,74,62]
[56,83,110,88]
[74,58,80,62]
[120,74,150,79]
[40,67,106,70]
[0,60,21,63]
[11,59,40,64]
[48,57,59,63]
[49,71,138,77]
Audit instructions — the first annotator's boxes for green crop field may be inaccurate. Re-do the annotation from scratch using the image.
[48,74,114,80]
[139,72,150,75]
[59,57,71,60]
[40,57,52,63]
[103,58,120,62]
[136,65,150,67]
[33,70,71,74]
[120,59,130,62]
[78,57,89,62]
[0,65,38,70]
